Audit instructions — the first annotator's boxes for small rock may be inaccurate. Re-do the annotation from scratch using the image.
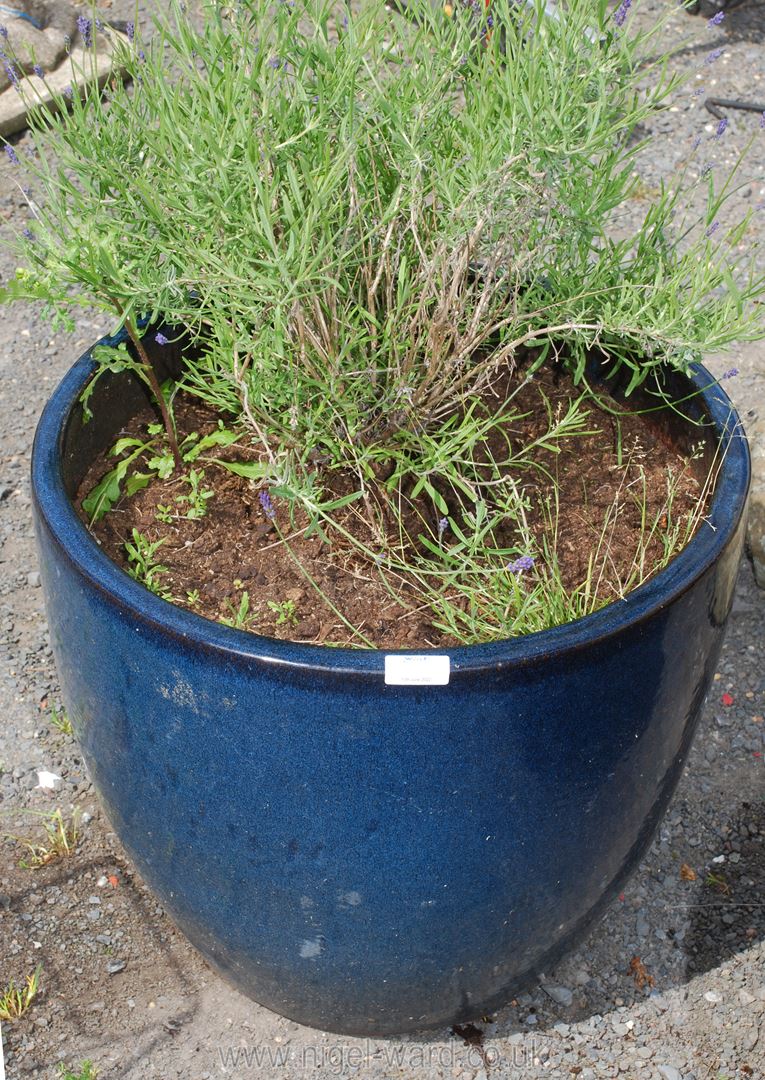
[742,1026,759,1051]
[524,1013,538,1026]
[658,1066,683,1080]
[704,990,721,1004]
[27,571,41,588]
[542,984,573,1007]
[106,960,126,975]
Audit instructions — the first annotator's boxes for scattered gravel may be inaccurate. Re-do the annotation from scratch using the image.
[0,2,763,1078]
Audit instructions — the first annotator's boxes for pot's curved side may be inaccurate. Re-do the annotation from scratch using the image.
[30,341,751,1034]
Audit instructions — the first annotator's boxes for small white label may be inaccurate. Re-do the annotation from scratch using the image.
[384,654,450,686]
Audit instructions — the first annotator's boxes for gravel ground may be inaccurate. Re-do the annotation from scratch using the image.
[1,2,764,1078]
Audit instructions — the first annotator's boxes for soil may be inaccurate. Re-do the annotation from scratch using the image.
[77,362,708,649]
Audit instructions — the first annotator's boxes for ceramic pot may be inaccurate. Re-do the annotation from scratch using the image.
[31,332,750,1034]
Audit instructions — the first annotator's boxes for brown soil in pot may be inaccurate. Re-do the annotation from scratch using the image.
[76,364,712,649]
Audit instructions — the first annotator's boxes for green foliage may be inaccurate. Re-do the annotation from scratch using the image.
[175,468,214,519]
[3,810,79,869]
[50,704,73,737]
[220,591,253,630]
[57,1063,98,1080]
[0,966,42,1020]
[2,0,762,644]
[85,421,238,524]
[267,599,299,628]
[124,529,173,600]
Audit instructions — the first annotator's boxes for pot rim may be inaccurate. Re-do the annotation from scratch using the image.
[31,337,751,676]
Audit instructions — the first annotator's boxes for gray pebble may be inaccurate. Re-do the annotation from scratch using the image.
[658,1066,683,1080]
[742,1026,759,1051]
[542,984,574,1007]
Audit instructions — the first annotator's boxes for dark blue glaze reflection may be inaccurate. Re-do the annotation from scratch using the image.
[31,336,750,1034]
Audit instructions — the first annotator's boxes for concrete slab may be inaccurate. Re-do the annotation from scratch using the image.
[0,26,130,139]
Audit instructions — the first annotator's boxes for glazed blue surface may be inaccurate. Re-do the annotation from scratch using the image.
[31,338,750,1034]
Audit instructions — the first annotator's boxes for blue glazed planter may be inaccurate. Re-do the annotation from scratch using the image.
[31,335,749,1035]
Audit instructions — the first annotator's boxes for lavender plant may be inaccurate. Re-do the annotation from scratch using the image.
[1,0,763,645]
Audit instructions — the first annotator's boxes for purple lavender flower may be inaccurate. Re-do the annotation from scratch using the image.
[437,517,448,540]
[705,220,720,238]
[0,25,7,39]
[613,0,632,28]
[722,367,739,379]
[267,55,282,69]
[691,135,702,151]
[715,117,728,139]
[77,15,92,48]
[63,85,73,100]
[32,63,44,79]
[707,11,725,27]
[506,554,535,575]
[692,88,705,98]
[761,112,765,130]
[4,143,19,165]
[126,21,134,43]
[259,489,276,521]
[22,227,35,241]
[155,331,170,345]
[705,48,723,65]
[701,161,714,178]
[64,34,70,53]
[3,59,19,90]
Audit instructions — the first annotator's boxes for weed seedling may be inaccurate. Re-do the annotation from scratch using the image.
[155,503,174,524]
[175,468,214,519]
[0,966,42,1020]
[4,809,80,869]
[57,1062,98,1080]
[267,599,299,627]
[124,529,173,600]
[50,705,73,737]
[220,591,252,630]
[705,871,731,895]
